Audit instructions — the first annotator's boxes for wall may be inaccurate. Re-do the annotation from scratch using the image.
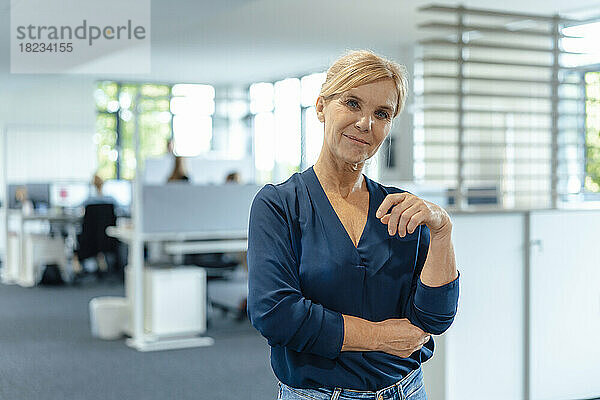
[0,75,97,197]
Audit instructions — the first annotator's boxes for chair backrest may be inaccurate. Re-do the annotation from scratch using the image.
[78,203,118,260]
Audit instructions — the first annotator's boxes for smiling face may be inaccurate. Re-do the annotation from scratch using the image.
[316,78,397,168]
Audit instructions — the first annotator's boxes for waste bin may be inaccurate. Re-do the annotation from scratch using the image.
[89,297,129,340]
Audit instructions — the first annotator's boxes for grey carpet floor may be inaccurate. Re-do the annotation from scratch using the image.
[0,281,277,400]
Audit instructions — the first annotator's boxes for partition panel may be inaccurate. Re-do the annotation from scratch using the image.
[529,210,600,400]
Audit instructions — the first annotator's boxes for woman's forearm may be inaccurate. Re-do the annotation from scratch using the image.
[419,227,458,287]
[341,314,380,352]
[341,314,430,357]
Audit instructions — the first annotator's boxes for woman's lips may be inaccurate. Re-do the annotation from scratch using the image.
[343,134,369,145]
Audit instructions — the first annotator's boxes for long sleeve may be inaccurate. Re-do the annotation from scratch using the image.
[247,185,344,359]
[404,224,460,335]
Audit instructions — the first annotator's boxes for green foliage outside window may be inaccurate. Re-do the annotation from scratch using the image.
[95,81,172,180]
[95,113,118,180]
[94,81,118,112]
[585,72,600,192]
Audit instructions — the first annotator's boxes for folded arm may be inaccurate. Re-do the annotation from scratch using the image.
[247,185,344,359]
[405,225,460,335]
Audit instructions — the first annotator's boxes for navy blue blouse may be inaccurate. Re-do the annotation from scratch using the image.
[247,166,460,391]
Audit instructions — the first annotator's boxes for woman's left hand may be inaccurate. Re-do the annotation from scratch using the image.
[375,192,451,238]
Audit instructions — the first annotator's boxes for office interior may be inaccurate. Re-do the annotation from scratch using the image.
[1,0,600,399]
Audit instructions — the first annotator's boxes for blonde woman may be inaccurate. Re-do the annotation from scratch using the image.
[247,50,460,400]
[167,156,190,182]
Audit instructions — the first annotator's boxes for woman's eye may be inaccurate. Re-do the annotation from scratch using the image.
[346,99,359,108]
[375,110,390,119]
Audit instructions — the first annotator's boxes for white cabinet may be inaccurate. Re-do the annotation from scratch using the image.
[422,210,600,400]
[423,213,526,400]
[126,266,207,337]
[529,211,600,400]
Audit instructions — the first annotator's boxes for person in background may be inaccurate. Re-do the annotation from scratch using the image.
[84,174,117,207]
[166,138,174,155]
[225,171,241,184]
[224,170,247,271]
[167,156,190,182]
[72,173,118,282]
[15,186,34,215]
[225,170,247,317]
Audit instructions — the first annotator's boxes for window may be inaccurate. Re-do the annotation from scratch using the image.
[251,78,307,183]
[250,82,275,182]
[95,82,229,180]
[415,5,593,209]
[301,73,326,167]
[94,82,119,180]
[96,72,383,185]
[95,82,172,180]
[274,78,301,179]
[585,71,600,193]
[250,71,386,184]
[171,84,215,157]
[213,88,250,159]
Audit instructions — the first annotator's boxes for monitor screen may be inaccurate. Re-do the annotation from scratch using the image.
[50,183,91,208]
[8,184,26,209]
[102,180,132,208]
[8,183,50,209]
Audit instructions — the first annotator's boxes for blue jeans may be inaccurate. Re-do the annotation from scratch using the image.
[277,367,427,400]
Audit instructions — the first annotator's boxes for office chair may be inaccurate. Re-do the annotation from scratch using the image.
[74,203,120,280]
[186,252,239,280]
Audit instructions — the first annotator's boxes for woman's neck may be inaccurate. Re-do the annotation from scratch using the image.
[313,149,366,199]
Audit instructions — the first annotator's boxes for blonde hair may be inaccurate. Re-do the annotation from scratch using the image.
[319,50,408,117]
[92,174,104,193]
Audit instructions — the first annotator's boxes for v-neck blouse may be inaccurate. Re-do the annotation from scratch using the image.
[247,166,460,391]
[314,170,370,250]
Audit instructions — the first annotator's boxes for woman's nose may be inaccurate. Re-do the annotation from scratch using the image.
[354,114,373,132]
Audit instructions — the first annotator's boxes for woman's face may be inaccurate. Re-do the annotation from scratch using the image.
[316,78,397,167]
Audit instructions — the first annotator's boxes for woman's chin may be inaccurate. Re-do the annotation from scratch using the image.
[341,156,368,168]
[330,147,370,168]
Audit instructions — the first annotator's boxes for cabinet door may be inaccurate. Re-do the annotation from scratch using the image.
[428,213,525,400]
[529,210,600,400]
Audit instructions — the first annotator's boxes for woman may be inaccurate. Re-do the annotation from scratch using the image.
[167,156,190,182]
[247,50,460,400]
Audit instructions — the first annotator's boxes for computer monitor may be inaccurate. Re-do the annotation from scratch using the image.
[447,186,499,206]
[50,183,91,208]
[8,184,26,209]
[102,179,132,209]
[8,183,50,210]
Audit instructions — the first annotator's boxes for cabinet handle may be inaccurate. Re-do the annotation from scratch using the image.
[529,239,543,252]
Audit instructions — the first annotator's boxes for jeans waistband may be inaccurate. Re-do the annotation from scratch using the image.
[280,367,423,400]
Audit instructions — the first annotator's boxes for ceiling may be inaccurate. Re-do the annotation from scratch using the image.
[1,0,600,87]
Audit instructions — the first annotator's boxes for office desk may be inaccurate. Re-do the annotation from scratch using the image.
[106,225,247,351]
[21,212,82,224]
[106,225,246,242]
[106,225,247,257]
[3,210,80,286]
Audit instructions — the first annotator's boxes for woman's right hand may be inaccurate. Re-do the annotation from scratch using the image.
[375,318,431,358]
[341,314,431,357]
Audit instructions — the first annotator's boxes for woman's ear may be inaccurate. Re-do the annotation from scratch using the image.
[315,97,325,123]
